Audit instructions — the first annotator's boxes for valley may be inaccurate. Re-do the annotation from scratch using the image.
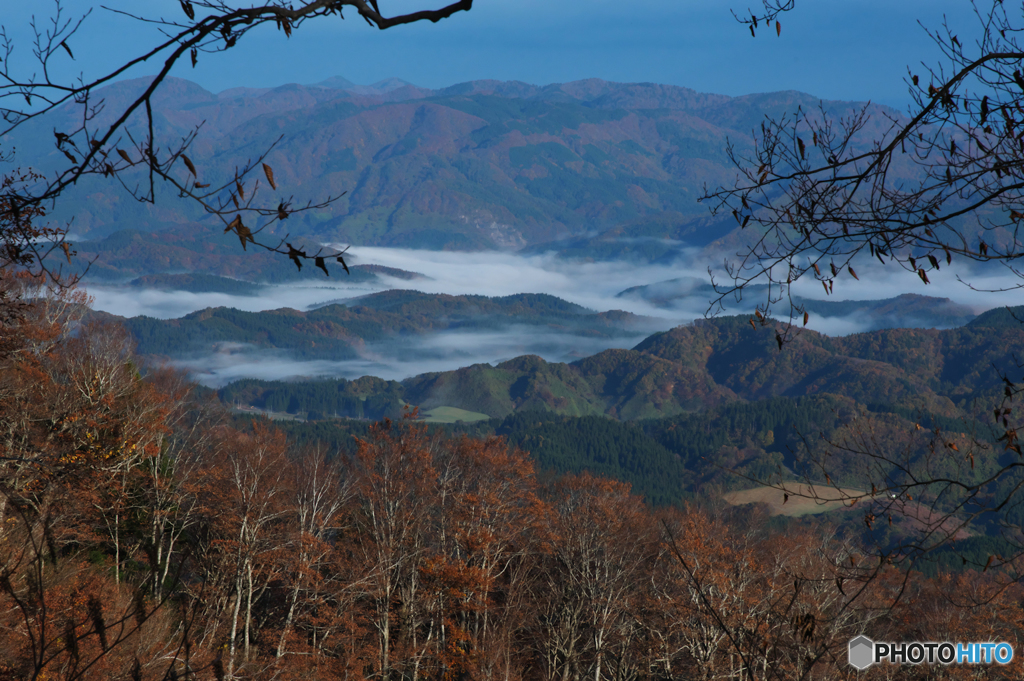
[7,2,1024,676]
[41,73,1024,566]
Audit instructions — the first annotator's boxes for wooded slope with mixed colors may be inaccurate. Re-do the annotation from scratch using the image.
[218,309,1024,423]
[15,76,901,254]
[3,286,1022,680]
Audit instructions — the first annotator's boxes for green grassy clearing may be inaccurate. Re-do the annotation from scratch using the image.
[420,406,492,424]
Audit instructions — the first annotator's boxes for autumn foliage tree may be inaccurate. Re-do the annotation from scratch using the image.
[0,276,1018,681]
[0,286,194,679]
[2,302,1023,679]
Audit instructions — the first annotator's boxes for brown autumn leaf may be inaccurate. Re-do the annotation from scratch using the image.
[117,149,133,165]
[848,266,859,280]
[182,155,197,176]
[262,163,277,190]
[225,215,253,250]
[237,223,253,250]
[286,243,306,271]
[776,20,781,37]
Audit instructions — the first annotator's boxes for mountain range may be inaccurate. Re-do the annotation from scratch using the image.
[212,307,1024,537]
[404,310,1021,419]
[113,290,659,364]
[197,305,1024,423]
[13,74,901,255]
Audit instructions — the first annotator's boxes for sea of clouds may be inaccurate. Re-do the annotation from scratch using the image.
[83,245,1024,386]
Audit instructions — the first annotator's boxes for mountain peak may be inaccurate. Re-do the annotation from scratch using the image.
[314,75,418,94]
[315,75,358,89]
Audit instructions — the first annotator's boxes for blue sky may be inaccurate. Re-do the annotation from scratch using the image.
[4,0,978,107]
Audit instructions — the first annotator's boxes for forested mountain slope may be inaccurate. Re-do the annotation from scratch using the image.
[118,290,658,362]
[219,313,1024,423]
[15,75,898,252]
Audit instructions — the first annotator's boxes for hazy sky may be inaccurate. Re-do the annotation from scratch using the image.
[3,0,979,106]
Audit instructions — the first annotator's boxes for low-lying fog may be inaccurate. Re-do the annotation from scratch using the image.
[84,245,1024,387]
[175,325,660,387]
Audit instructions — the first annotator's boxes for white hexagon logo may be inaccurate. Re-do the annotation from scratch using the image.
[849,635,875,670]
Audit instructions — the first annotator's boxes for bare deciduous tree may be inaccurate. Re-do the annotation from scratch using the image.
[0,0,475,297]
[704,1,1024,321]
[703,0,1024,585]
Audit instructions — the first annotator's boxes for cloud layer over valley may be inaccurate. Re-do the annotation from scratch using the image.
[83,245,1024,387]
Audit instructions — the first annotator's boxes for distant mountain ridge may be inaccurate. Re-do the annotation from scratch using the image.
[114,289,661,364]
[70,224,424,283]
[14,74,900,255]
[400,316,1019,420]
[205,312,1024,450]
[107,284,1023,423]
[617,279,978,331]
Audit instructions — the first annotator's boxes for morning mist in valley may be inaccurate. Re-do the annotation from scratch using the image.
[4,1,1024,679]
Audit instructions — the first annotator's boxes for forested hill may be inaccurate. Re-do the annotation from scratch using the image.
[119,289,659,362]
[16,75,898,253]
[221,313,1024,424]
